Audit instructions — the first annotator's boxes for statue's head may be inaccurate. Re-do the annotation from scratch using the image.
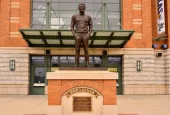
[78,3,86,12]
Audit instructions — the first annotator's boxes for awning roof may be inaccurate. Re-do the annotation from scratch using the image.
[19,29,134,48]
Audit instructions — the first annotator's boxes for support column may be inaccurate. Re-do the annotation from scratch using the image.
[46,0,51,29]
[102,0,107,30]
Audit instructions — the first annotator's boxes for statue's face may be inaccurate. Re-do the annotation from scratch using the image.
[78,4,86,12]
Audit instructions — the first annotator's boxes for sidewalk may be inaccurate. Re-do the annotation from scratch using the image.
[0,95,170,115]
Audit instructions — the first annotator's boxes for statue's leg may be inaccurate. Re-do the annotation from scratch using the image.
[75,33,81,67]
[82,34,89,67]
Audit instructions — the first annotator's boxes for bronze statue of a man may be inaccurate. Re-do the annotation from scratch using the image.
[71,3,93,67]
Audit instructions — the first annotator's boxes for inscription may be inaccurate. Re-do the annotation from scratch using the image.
[65,87,99,98]
[73,97,91,111]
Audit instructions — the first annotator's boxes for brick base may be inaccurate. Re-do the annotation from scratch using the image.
[48,79,116,105]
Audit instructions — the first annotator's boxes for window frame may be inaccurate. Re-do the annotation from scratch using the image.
[31,0,122,30]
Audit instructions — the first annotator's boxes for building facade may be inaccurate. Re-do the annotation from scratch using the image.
[0,0,170,95]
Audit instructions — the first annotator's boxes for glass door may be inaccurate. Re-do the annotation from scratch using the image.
[30,66,46,95]
[30,56,46,95]
[107,56,123,95]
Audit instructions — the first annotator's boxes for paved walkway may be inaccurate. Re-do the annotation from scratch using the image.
[0,95,170,115]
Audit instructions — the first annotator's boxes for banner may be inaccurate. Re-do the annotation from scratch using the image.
[157,0,166,34]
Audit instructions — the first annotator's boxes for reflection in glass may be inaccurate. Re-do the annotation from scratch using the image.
[79,57,93,64]
[108,57,121,64]
[31,56,45,64]
[32,0,46,28]
[34,67,45,83]
[107,0,120,3]
[107,4,120,12]
[33,3,46,9]
[32,0,121,30]
[94,56,102,64]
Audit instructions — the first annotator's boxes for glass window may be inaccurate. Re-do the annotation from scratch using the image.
[32,0,121,30]
[59,3,78,10]
[34,67,45,83]
[51,56,59,65]
[94,56,102,64]
[31,56,45,64]
[107,4,120,12]
[33,3,46,10]
[32,0,46,28]
[108,56,121,64]
[107,0,120,3]
[51,3,59,10]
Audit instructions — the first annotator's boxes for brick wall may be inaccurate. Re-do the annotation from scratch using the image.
[0,0,30,47]
[151,0,168,50]
[1,0,169,48]
[166,0,170,47]
[48,80,116,105]
[122,0,152,48]
[151,0,157,38]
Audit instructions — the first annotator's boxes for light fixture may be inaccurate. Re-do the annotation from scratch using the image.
[161,44,168,49]
[136,60,142,72]
[156,53,162,57]
[152,44,157,49]
[9,60,15,71]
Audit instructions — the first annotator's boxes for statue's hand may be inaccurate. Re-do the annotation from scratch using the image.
[85,33,90,39]
[73,32,77,38]
[88,33,91,37]
[74,33,79,40]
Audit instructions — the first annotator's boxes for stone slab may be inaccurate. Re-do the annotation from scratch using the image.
[59,67,108,71]
[47,71,118,80]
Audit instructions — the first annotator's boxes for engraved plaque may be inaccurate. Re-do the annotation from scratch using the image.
[73,97,91,111]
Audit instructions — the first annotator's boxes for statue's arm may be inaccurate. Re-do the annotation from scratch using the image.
[71,15,76,36]
[88,16,93,37]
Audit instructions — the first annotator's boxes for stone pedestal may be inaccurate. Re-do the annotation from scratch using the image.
[47,68,118,115]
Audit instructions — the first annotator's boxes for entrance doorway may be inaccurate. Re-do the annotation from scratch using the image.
[30,55,123,95]
[30,56,46,95]
[107,56,122,95]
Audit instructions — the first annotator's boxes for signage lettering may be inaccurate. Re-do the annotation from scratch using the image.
[157,0,165,34]
[65,87,100,98]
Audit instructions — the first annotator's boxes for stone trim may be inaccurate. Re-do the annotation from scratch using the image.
[47,71,118,80]
[133,4,142,10]
[123,84,169,94]
[0,47,154,55]
[11,2,20,9]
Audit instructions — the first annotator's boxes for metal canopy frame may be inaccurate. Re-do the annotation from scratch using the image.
[153,34,168,41]
[19,29,134,48]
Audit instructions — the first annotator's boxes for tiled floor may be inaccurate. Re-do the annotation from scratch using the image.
[0,95,170,115]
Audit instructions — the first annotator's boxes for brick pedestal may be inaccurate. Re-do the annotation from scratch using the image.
[47,69,118,115]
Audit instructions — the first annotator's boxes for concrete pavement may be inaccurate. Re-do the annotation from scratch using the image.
[0,95,170,115]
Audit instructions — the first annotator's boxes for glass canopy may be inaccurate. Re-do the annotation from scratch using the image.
[19,29,134,48]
